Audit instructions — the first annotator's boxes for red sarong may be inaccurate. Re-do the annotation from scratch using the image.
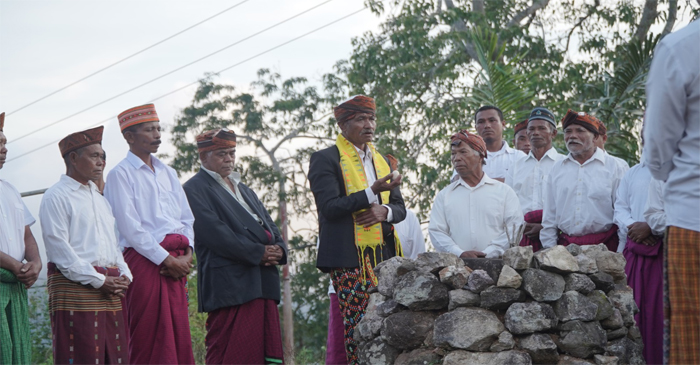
[123,234,194,364]
[205,298,284,365]
[623,236,663,365]
[326,293,348,365]
[519,210,543,252]
[47,263,128,365]
[557,224,619,252]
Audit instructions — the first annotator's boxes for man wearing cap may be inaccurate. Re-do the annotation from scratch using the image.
[104,104,196,364]
[40,126,132,365]
[512,119,531,155]
[540,110,629,251]
[505,107,563,251]
[0,112,42,364]
[643,19,699,364]
[430,130,523,259]
[308,95,406,364]
[183,129,286,364]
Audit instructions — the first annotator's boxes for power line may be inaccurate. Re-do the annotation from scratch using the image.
[5,5,371,164]
[7,0,335,146]
[6,0,251,116]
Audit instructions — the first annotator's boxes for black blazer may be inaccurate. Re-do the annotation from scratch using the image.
[183,170,287,313]
[308,145,406,272]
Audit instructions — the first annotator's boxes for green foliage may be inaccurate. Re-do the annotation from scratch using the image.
[28,287,52,365]
[187,255,208,365]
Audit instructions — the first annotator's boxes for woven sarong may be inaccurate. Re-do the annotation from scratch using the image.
[326,293,347,365]
[205,298,284,365]
[665,226,700,365]
[0,268,30,365]
[47,263,128,365]
[558,224,619,252]
[519,210,543,252]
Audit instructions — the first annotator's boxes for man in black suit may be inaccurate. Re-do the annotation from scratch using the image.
[183,128,286,365]
[308,95,406,364]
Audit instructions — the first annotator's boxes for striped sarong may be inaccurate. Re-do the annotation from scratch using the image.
[0,268,30,365]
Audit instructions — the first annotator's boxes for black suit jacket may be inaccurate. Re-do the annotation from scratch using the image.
[308,145,406,272]
[183,170,287,313]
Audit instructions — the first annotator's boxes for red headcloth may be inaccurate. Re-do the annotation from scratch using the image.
[596,119,607,136]
[450,129,487,159]
[118,104,159,131]
[514,119,528,135]
[0,112,5,132]
[561,109,601,135]
[196,128,237,153]
[385,154,399,171]
[334,95,376,124]
[58,126,104,157]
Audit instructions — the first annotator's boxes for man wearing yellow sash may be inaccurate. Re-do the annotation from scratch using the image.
[309,95,406,365]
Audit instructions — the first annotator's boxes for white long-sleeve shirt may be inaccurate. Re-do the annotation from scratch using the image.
[429,174,523,258]
[0,180,36,262]
[353,144,394,222]
[505,147,564,214]
[394,209,426,259]
[643,20,700,232]
[644,178,666,235]
[40,175,132,288]
[451,140,527,182]
[613,163,653,252]
[541,148,629,248]
[104,151,195,265]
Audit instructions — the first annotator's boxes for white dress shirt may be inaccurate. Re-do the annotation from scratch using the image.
[353,144,394,222]
[0,180,35,262]
[505,147,564,214]
[104,151,195,265]
[605,151,630,171]
[643,20,700,232]
[202,166,262,224]
[613,163,653,252]
[451,140,526,182]
[394,209,426,260]
[644,179,666,235]
[541,148,629,248]
[429,174,523,258]
[40,175,132,288]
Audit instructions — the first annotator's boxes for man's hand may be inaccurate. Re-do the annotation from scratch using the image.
[641,236,658,247]
[371,173,401,195]
[16,261,41,289]
[260,245,284,266]
[160,255,193,279]
[355,203,389,228]
[627,222,652,243]
[523,223,543,239]
[460,251,486,259]
[99,276,129,298]
[118,275,131,286]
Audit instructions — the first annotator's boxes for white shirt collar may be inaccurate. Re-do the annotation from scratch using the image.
[60,174,98,192]
[201,165,242,186]
[565,147,606,166]
[487,140,518,157]
[352,144,373,161]
[126,150,164,171]
[526,146,560,161]
[450,173,498,191]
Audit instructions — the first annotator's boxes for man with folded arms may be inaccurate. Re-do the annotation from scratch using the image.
[540,110,628,250]
[104,104,195,364]
[40,126,131,364]
[183,129,286,365]
[0,112,42,364]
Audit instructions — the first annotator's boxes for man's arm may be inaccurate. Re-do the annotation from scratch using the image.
[613,172,635,239]
[172,169,196,249]
[242,184,288,265]
[428,191,463,257]
[485,187,524,258]
[17,226,42,288]
[540,172,558,248]
[644,179,666,235]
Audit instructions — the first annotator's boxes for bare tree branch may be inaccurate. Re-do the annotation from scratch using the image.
[635,0,659,41]
[506,0,550,28]
[662,0,678,36]
[564,3,598,53]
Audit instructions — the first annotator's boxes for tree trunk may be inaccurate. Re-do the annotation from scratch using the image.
[276,172,294,364]
[635,0,659,41]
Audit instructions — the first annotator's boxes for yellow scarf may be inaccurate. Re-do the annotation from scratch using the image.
[336,134,403,284]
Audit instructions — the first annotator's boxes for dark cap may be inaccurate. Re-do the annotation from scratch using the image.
[528,107,556,127]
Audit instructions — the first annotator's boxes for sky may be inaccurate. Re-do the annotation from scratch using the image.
[0,0,387,281]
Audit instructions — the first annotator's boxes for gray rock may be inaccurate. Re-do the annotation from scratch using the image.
[505,302,558,334]
[462,258,504,283]
[565,273,596,294]
[594,354,619,365]
[522,269,566,302]
[554,291,599,322]
[520,333,559,364]
[358,337,400,365]
[376,299,404,317]
[606,327,628,340]
[394,348,441,365]
[605,337,644,365]
[468,269,495,293]
[480,287,526,310]
[381,311,436,350]
[600,308,623,329]
[557,320,607,358]
[607,286,640,326]
[576,254,599,274]
[490,331,515,352]
[354,292,387,341]
[439,265,470,289]
[503,246,534,270]
[497,265,522,288]
[394,270,450,311]
[589,272,616,293]
[433,307,505,351]
[627,325,642,343]
[448,289,481,310]
[376,256,410,297]
[558,355,595,365]
[566,244,583,256]
[595,251,627,281]
[415,252,464,274]
[535,246,580,273]
[443,350,532,365]
[581,243,608,259]
[397,260,418,276]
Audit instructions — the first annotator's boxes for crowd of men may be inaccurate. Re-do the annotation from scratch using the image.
[0,19,697,365]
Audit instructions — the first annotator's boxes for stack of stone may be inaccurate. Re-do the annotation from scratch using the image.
[356,244,645,365]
